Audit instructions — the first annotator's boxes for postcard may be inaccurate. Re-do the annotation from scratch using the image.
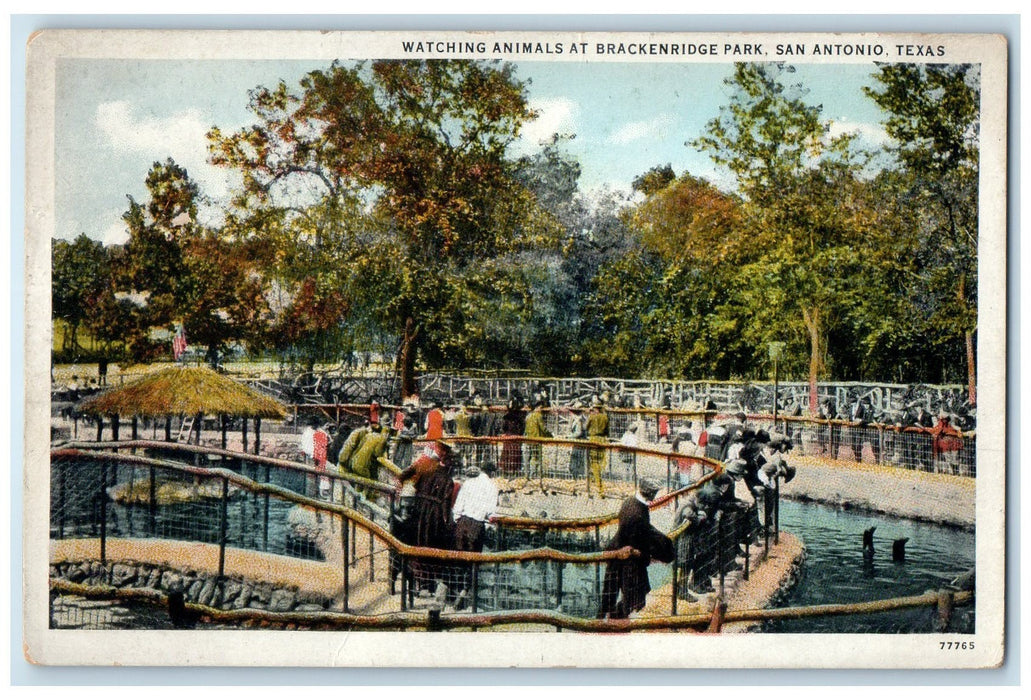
[23,28,1007,668]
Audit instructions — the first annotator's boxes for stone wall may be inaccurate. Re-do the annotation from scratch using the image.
[50,559,338,614]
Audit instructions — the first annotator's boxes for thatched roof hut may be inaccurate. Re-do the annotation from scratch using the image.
[78,365,287,419]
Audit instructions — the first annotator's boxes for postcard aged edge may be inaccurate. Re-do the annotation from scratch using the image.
[22,28,1008,669]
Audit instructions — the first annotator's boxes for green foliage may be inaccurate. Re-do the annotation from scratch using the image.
[865,63,979,381]
[209,60,562,386]
[59,60,980,388]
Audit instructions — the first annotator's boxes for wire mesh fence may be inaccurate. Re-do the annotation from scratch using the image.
[50,444,738,624]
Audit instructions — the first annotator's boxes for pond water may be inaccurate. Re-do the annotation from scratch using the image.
[764,499,976,633]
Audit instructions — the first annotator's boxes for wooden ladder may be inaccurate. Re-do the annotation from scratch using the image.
[176,415,195,443]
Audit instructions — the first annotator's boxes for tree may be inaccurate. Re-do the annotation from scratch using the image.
[694,63,871,408]
[865,64,980,401]
[117,158,269,364]
[210,60,561,395]
[632,163,676,197]
[52,234,110,356]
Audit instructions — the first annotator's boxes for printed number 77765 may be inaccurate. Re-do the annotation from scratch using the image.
[940,641,974,650]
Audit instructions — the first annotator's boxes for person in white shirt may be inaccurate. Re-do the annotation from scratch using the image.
[452,464,499,553]
[618,422,640,477]
[450,463,499,610]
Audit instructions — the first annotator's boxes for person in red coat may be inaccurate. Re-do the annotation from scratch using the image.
[598,478,673,619]
[424,401,445,440]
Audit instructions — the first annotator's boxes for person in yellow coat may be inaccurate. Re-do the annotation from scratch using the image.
[523,399,552,481]
[586,398,610,497]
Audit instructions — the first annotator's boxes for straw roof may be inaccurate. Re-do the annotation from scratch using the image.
[77,365,288,419]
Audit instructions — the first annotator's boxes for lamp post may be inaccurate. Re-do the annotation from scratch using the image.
[768,342,786,426]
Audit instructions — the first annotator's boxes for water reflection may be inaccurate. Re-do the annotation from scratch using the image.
[765,500,975,633]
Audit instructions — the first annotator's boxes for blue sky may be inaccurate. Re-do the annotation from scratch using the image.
[55,58,893,245]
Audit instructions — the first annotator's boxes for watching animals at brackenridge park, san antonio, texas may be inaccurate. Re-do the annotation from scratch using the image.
[44,53,985,638]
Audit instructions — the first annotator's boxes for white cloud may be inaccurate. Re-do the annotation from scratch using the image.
[94,101,236,200]
[519,97,579,146]
[828,118,892,148]
[608,114,675,145]
[100,219,129,247]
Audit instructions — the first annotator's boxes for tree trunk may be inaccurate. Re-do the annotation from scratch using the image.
[397,316,420,400]
[958,274,976,405]
[802,307,821,413]
[966,329,976,406]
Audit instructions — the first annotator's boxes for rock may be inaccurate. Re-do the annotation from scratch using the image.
[161,571,184,592]
[187,579,204,601]
[253,583,274,604]
[66,564,88,583]
[223,581,242,603]
[198,578,218,607]
[111,564,137,587]
[269,588,296,612]
[232,584,253,610]
[146,567,163,589]
[294,603,326,613]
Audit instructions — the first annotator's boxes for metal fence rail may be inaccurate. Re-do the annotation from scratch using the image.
[50,444,751,623]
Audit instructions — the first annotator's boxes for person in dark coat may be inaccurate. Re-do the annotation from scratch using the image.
[499,397,525,477]
[396,441,457,593]
[820,400,842,459]
[598,478,673,619]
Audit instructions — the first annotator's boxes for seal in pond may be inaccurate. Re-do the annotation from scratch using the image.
[862,527,876,554]
[892,538,909,563]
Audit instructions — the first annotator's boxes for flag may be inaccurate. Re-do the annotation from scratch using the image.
[172,324,188,361]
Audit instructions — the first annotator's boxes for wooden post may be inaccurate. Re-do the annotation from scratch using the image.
[58,461,66,538]
[242,418,248,452]
[221,414,227,450]
[262,464,271,551]
[95,416,104,442]
[111,414,120,441]
[555,561,564,613]
[716,511,725,598]
[165,416,171,442]
[131,417,138,441]
[99,461,108,565]
[706,600,727,634]
[341,515,350,614]
[218,477,229,582]
[936,591,954,633]
[254,418,261,456]
[194,412,203,446]
[148,466,157,536]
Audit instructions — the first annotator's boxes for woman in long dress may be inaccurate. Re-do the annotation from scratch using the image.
[499,397,525,477]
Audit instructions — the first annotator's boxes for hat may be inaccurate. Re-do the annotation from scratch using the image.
[724,459,748,478]
[782,464,797,483]
[714,473,736,491]
[464,464,482,478]
[638,478,661,497]
[735,412,747,422]
[755,429,771,443]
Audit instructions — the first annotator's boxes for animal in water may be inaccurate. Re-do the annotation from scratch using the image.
[892,538,909,563]
[862,527,876,555]
[167,591,201,629]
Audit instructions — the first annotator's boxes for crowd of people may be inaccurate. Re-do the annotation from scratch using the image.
[281,386,977,617]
